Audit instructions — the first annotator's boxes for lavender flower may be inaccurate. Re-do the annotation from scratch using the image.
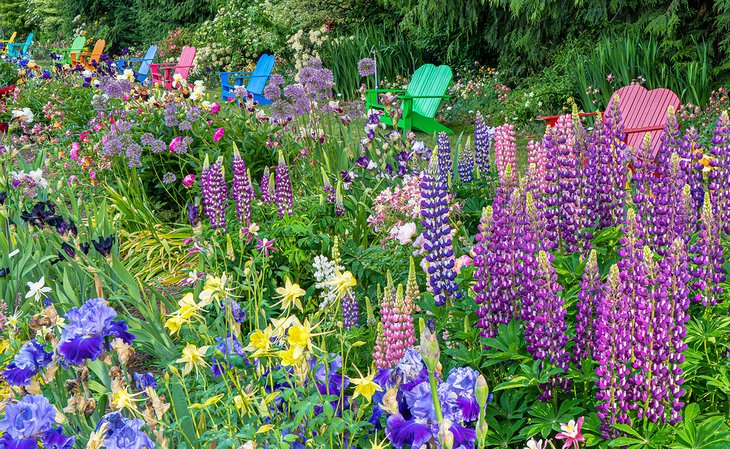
[275,150,294,218]
[260,167,273,203]
[458,138,474,183]
[342,291,360,330]
[162,172,176,185]
[2,340,53,386]
[494,124,517,187]
[436,132,453,181]
[690,192,726,306]
[0,395,74,449]
[709,111,730,233]
[680,126,705,216]
[574,250,603,365]
[231,149,256,225]
[201,156,228,231]
[358,58,376,77]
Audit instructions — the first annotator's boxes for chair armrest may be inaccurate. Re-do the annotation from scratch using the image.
[624,124,665,134]
[217,71,253,75]
[366,88,407,93]
[400,94,451,100]
[230,74,270,80]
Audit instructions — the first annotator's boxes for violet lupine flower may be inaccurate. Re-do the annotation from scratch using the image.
[58,298,135,364]
[373,284,415,368]
[690,192,726,306]
[420,151,460,306]
[341,291,360,330]
[474,112,491,176]
[358,58,376,77]
[580,113,602,241]
[2,340,53,386]
[551,114,582,253]
[436,132,453,181]
[526,138,547,194]
[542,128,561,251]
[473,206,494,335]
[595,264,632,439]
[0,395,75,449]
[494,123,517,187]
[708,110,730,233]
[201,156,228,231]
[458,137,474,183]
[680,126,705,216]
[632,133,654,239]
[524,251,570,401]
[596,96,627,229]
[275,151,294,218]
[260,167,273,203]
[573,250,603,366]
[95,412,155,449]
[231,150,256,225]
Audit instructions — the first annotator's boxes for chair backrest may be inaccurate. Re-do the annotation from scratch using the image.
[22,33,34,52]
[613,84,680,153]
[138,45,158,78]
[405,64,452,118]
[70,35,85,52]
[247,54,275,95]
[174,46,196,79]
[7,32,17,43]
[90,39,105,62]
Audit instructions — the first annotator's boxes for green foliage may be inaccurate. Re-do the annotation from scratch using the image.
[0,62,18,86]
[0,0,30,35]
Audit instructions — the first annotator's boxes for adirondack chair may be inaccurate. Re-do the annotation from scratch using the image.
[7,33,33,58]
[74,39,106,69]
[0,32,17,53]
[365,64,453,134]
[218,54,275,104]
[115,45,158,83]
[53,36,86,65]
[539,85,680,159]
[149,46,196,90]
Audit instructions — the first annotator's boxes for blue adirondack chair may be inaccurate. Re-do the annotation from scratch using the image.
[116,45,158,83]
[218,54,275,104]
[7,33,33,58]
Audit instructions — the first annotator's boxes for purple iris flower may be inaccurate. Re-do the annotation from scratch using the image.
[0,395,75,449]
[95,412,155,449]
[58,298,135,364]
[2,340,53,386]
[355,156,377,170]
[340,170,357,190]
[134,373,157,391]
[225,298,246,323]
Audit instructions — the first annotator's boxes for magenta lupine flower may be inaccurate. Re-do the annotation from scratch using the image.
[474,112,491,176]
[201,156,228,231]
[231,149,256,225]
[690,192,726,306]
[437,132,453,181]
[473,206,494,335]
[708,111,730,233]
[527,138,547,193]
[260,167,273,203]
[580,114,603,243]
[494,124,517,187]
[574,250,603,366]
[275,151,294,218]
[420,152,460,306]
[213,127,225,143]
[373,284,415,369]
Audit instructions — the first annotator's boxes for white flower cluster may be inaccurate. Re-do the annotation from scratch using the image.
[312,254,343,309]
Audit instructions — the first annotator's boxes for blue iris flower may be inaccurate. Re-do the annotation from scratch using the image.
[0,394,75,449]
[2,340,53,386]
[95,412,155,449]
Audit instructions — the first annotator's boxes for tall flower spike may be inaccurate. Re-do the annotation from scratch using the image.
[420,149,460,306]
[275,151,294,218]
[201,155,212,225]
[596,96,627,229]
[526,139,547,195]
[581,112,602,245]
[322,167,335,203]
[689,192,726,306]
[405,256,420,314]
[680,127,704,217]
[458,136,474,183]
[574,249,603,365]
[437,132,453,181]
[709,110,730,233]
[232,148,255,225]
[474,111,491,177]
[494,123,517,187]
[203,156,228,231]
[260,167,273,203]
[341,290,360,330]
[473,206,494,335]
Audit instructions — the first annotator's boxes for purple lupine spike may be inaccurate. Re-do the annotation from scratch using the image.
[574,249,602,366]
[597,95,628,228]
[689,192,726,306]
[595,264,632,439]
[527,138,547,195]
[474,112,491,176]
[420,150,460,306]
[661,238,691,424]
[580,113,603,246]
[653,106,681,178]
[341,290,360,330]
[322,168,335,203]
[458,137,474,183]
[473,206,494,335]
[494,124,517,187]
[680,127,704,216]
[709,110,730,233]
[542,127,560,251]
[201,156,212,224]
[232,149,255,225]
[436,132,453,181]
[204,157,228,231]
[632,133,654,240]
[275,151,294,218]
[526,251,570,401]
[260,167,273,203]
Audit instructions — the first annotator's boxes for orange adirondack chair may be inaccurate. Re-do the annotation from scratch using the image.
[74,39,106,69]
[540,85,680,159]
[149,46,196,90]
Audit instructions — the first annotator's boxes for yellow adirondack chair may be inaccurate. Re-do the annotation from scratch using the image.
[0,32,17,54]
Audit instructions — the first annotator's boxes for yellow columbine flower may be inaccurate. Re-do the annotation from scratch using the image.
[199,274,227,306]
[277,346,303,366]
[274,277,306,313]
[325,270,357,299]
[246,326,273,354]
[164,293,202,335]
[176,343,210,376]
[270,316,301,339]
[351,368,382,403]
[112,387,140,412]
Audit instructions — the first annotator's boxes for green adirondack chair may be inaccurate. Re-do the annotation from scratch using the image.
[365,64,453,134]
[53,36,86,65]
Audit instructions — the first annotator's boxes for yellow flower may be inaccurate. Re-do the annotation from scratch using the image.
[246,326,273,354]
[351,368,382,403]
[0,339,9,354]
[164,293,202,335]
[112,387,140,412]
[274,277,306,313]
[325,270,357,299]
[270,316,301,339]
[277,346,303,366]
[199,274,227,306]
[176,343,210,376]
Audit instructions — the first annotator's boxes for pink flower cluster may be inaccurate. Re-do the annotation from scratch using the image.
[494,124,517,187]
[373,285,416,369]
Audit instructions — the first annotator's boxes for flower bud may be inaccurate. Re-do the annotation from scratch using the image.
[438,421,454,449]
[475,374,490,409]
[419,318,440,373]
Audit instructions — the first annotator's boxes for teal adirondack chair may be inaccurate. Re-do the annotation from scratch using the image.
[53,36,86,65]
[365,64,453,134]
[7,33,34,58]
[218,54,275,104]
[115,45,158,83]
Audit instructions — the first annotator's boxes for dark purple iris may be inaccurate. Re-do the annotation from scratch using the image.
[2,340,53,386]
[92,236,115,257]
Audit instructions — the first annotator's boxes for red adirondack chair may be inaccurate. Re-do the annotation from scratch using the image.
[539,85,680,159]
[149,46,196,90]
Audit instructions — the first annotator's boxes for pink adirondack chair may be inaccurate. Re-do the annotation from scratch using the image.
[149,46,196,90]
[539,85,680,159]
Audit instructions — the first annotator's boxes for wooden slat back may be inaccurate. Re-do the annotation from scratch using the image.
[405,64,452,118]
[70,36,85,53]
[138,45,158,78]
[90,39,105,63]
[175,46,196,79]
[613,84,680,151]
[247,54,275,95]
